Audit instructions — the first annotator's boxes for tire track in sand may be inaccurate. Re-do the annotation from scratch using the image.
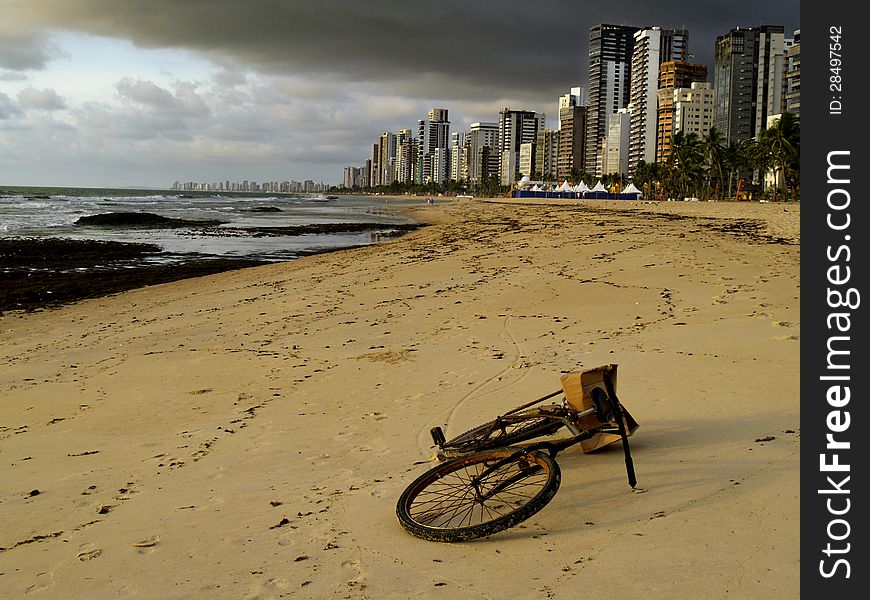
[418,283,558,451]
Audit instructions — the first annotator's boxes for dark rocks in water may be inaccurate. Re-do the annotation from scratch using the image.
[0,237,268,313]
[75,212,225,228]
[0,237,161,268]
[247,206,283,212]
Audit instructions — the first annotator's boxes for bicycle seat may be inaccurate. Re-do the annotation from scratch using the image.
[560,364,639,453]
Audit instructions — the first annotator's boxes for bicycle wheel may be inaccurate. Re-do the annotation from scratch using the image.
[438,406,565,458]
[396,448,561,542]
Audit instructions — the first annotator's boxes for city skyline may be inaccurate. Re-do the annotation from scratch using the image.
[1,1,798,188]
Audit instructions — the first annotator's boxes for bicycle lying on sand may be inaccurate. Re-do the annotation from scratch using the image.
[396,364,639,542]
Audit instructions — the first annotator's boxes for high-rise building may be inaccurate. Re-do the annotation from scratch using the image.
[395,129,419,184]
[466,122,499,184]
[498,108,545,185]
[519,142,536,179]
[558,105,587,180]
[450,132,466,182]
[417,108,450,183]
[785,29,800,118]
[377,132,397,186]
[536,129,559,181]
[557,87,587,127]
[362,158,371,188]
[628,27,689,175]
[585,24,640,177]
[557,86,587,180]
[602,108,631,176]
[656,61,708,163]
[714,25,787,143]
[369,143,380,187]
[673,82,715,138]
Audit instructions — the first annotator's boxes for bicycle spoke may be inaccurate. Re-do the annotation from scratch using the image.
[407,457,550,528]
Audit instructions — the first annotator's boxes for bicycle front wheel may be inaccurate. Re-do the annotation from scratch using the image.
[396,448,561,542]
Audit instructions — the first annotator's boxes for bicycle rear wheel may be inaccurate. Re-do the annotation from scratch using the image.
[438,406,565,458]
[396,448,561,542]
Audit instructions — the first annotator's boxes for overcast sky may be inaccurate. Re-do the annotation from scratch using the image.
[1,0,799,188]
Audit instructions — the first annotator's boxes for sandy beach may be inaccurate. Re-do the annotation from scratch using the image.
[0,197,799,598]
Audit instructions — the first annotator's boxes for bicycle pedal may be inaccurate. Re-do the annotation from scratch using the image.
[430,426,446,447]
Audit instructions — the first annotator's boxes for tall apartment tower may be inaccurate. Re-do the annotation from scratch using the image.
[656,61,708,163]
[498,108,545,185]
[557,87,587,127]
[369,143,380,187]
[466,122,499,184]
[536,129,559,181]
[628,27,689,175]
[785,29,800,118]
[557,86,587,180]
[714,25,787,143]
[450,132,466,182]
[602,108,631,176]
[585,24,639,177]
[673,82,716,138]
[394,128,417,184]
[417,108,450,183]
[377,131,397,186]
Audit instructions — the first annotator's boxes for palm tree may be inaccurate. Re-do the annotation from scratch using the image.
[668,131,705,199]
[759,112,800,201]
[701,127,726,199]
[722,141,747,199]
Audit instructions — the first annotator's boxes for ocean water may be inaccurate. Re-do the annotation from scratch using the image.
[0,186,418,264]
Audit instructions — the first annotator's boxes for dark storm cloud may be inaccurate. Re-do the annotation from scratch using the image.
[8,0,800,99]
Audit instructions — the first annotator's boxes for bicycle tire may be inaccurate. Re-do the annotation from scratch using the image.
[396,448,561,542]
[438,406,565,458]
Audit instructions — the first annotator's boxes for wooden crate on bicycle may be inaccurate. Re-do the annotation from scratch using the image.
[560,364,639,453]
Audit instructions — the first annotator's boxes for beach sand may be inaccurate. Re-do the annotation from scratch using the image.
[0,197,799,599]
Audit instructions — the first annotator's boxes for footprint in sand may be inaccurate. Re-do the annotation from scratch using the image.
[25,572,55,595]
[77,543,102,561]
[133,535,159,554]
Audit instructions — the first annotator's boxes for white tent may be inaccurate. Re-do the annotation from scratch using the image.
[558,180,573,192]
[623,182,642,196]
[531,184,541,192]
[517,175,531,188]
[575,181,590,193]
[591,180,607,192]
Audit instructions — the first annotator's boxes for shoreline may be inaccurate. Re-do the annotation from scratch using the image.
[0,197,799,597]
[0,196,798,315]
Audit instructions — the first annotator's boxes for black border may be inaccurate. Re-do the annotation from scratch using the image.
[802,2,868,594]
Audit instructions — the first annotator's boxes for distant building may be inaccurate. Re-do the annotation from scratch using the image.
[602,108,631,176]
[362,158,372,188]
[585,24,640,177]
[714,25,787,143]
[785,29,800,118]
[536,129,559,181]
[628,27,689,175]
[519,142,536,179]
[557,86,587,180]
[369,144,380,187]
[466,122,499,184]
[418,108,450,183]
[377,131,397,185]
[673,82,715,138]
[499,108,545,185]
[557,87,587,127]
[656,61,708,163]
[343,166,362,188]
[395,128,417,184]
[450,132,466,182]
